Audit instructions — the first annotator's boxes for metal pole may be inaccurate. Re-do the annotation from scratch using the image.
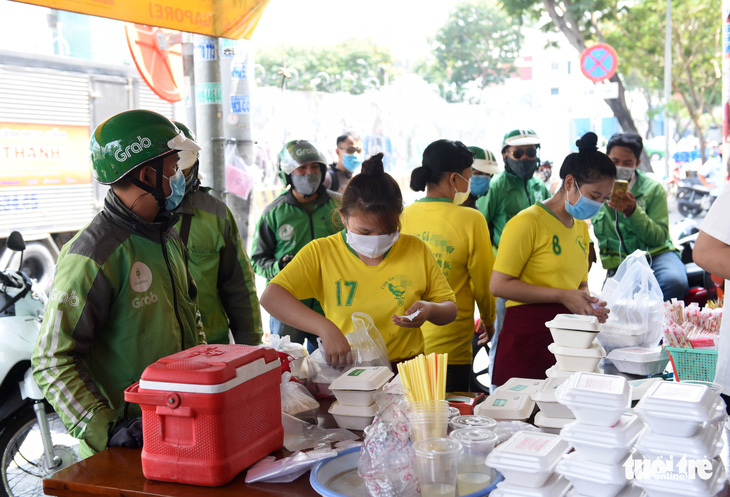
[664,0,672,178]
[181,32,196,132]
[193,35,225,197]
[722,0,730,169]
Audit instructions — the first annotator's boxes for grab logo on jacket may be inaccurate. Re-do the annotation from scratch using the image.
[130,262,153,292]
[278,224,294,241]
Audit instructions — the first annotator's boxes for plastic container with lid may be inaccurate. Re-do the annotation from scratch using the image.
[329,401,377,430]
[485,431,571,488]
[628,378,664,402]
[557,451,629,497]
[633,456,726,497]
[328,366,394,406]
[548,342,606,372]
[634,381,727,437]
[491,472,571,497]
[546,314,601,349]
[546,365,601,379]
[554,372,631,427]
[636,419,723,460]
[474,392,535,421]
[606,347,670,376]
[566,483,645,497]
[494,377,545,397]
[533,412,573,435]
[450,414,498,432]
[598,321,646,349]
[532,377,574,419]
[560,414,644,464]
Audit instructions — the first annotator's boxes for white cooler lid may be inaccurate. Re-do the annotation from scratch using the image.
[329,366,393,392]
[548,342,606,358]
[487,431,570,474]
[560,414,644,448]
[545,314,601,332]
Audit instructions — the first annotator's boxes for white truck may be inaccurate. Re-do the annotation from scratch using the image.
[0,50,177,293]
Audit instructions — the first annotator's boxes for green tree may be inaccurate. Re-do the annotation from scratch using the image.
[254,39,393,94]
[417,0,523,103]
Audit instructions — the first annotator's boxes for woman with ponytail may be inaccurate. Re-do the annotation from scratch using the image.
[489,132,614,386]
[401,139,496,391]
[261,153,457,367]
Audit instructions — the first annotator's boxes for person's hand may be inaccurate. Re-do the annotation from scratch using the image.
[476,321,494,346]
[108,418,143,448]
[278,254,294,270]
[560,290,610,323]
[392,301,430,328]
[320,323,352,368]
[608,191,636,216]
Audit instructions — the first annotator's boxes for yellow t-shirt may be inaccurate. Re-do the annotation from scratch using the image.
[270,231,456,362]
[494,203,590,308]
[401,198,496,364]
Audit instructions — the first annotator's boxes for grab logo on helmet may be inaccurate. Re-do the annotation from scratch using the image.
[294,147,317,157]
[114,135,153,162]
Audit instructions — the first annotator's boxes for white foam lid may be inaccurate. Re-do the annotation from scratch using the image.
[494,377,545,396]
[532,377,568,404]
[545,314,601,332]
[555,372,631,409]
[636,420,723,459]
[628,378,665,401]
[486,431,570,474]
[329,401,377,417]
[607,347,668,363]
[635,381,725,421]
[560,414,644,448]
[534,411,573,429]
[495,472,571,497]
[600,321,644,336]
[477,392,535,420]
[548,342,606,358]
[557,451,627,484]
[329,366,394,392]
[634,456,726,495]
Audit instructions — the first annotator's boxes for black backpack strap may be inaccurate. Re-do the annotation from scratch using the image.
[327,164,339,192]
[179,213,192,248]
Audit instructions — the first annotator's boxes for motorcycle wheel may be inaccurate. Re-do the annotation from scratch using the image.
[0,404,78,497]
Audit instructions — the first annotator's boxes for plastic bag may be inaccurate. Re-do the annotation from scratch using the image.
[269,334,309,381]
[599,250,664,350]
[306,343,343,398]
[244,448,337,483]
[350,312,391,368]
[282,413,358,452]
[280,372,319,422]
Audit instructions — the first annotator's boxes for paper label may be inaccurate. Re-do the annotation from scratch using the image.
[652,382,704,402]
[508,433,553,455]
[575,374,624,394]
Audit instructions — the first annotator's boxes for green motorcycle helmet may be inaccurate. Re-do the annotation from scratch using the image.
[277,140,328,187]
[90,109,200,185]
[468,146,502,175]
[501,128,540,154]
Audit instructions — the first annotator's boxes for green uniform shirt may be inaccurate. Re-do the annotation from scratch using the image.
[476,171,550,255]
[32,191,204,458]
[176,189,262,345]
[592,170,677,270]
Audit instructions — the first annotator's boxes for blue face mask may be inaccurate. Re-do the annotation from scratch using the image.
[565,181,603,220]
[163,169,186,211]
[470,175,491,197]
[343,154,363,172]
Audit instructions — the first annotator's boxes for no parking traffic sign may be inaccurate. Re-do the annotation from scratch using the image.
[580,43,618,83]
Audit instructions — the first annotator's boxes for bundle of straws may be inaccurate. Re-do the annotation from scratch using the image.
[397,353,448,402]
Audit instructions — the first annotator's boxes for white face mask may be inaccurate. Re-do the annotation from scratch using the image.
[346,230,400,258]
[453,173,471,205]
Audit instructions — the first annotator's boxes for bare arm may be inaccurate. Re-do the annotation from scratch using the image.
[260,283,352,367]
[694,230,730,280]
[391,300,458,328]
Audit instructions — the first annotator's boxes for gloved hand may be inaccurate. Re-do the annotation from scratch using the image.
[278,254,293,270]
[108,418,143,448]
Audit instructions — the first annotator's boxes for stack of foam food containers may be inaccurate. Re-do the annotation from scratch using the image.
[475,378,542,422]
[554,372,644,497]
[531,377,575,435]
[327,366,393,430]
[633,381,728,497]
[487,430,572,497]
[545,315,605,380]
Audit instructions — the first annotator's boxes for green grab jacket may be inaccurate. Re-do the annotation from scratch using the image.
[250,186,342,315]
[476,170,550,254]
[32,190,204,458]
[176,188,262,345]
[592,170,677,270]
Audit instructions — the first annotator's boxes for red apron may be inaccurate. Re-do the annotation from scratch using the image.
[491,303,570,387]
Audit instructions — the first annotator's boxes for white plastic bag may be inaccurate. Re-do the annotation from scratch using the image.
[599,250,665,350]
[280,372,319,422]
[349,312,391,369]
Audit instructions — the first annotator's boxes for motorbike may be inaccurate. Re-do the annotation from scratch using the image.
[0,231,78,497]
[675,219,724,307]
[676,180,716,219]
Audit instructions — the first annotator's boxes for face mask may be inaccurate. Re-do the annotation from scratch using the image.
[163,169,185,211]
[470,175,491,197]
[346,230,400,258]
[615,166,635,181]
[565,181,603,220]
[505,157,539,181]
[343,154,363,172]
[291,172,321,196]
[453,173,471,205]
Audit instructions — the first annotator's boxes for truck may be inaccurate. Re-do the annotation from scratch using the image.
[0,50,178,293]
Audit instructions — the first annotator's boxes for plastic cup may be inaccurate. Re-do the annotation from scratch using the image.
[450,415,497,432]
[409,400,450,443]
[449,428,499,496]
[413,438,463,497]
[448,407,461,420]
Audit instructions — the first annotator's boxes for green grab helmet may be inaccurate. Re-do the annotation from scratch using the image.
[90,109,200,185]
[468,146,502,175]
[277,140,328,187]
[501,128,541,153]
[172,121,200,171]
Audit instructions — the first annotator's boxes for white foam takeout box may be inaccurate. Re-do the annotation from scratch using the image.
[635,417,724,460]
[491,472,571,497]
[558,451,630,497]
[555,372,631,427]
[486,431,571,488]
[532,377,574,419]
[606,347,670,377]
[475,391,535,421]
[560,414,644,465]
[328,401,377,430]
[328,366,394,406]
[548,342,606,372]
[546,314,601,349]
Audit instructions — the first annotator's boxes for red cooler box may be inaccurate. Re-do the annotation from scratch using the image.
[125,344,283,486]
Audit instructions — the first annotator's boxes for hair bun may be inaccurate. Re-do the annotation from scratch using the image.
[361,153,385,176]
[576,132,598,153]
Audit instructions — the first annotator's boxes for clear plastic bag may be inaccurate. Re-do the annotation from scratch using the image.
[244,448,337,483]
[282,413,358,452]
[280,372,319,422]
[350,312,391,368]
[599,250,665,351]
